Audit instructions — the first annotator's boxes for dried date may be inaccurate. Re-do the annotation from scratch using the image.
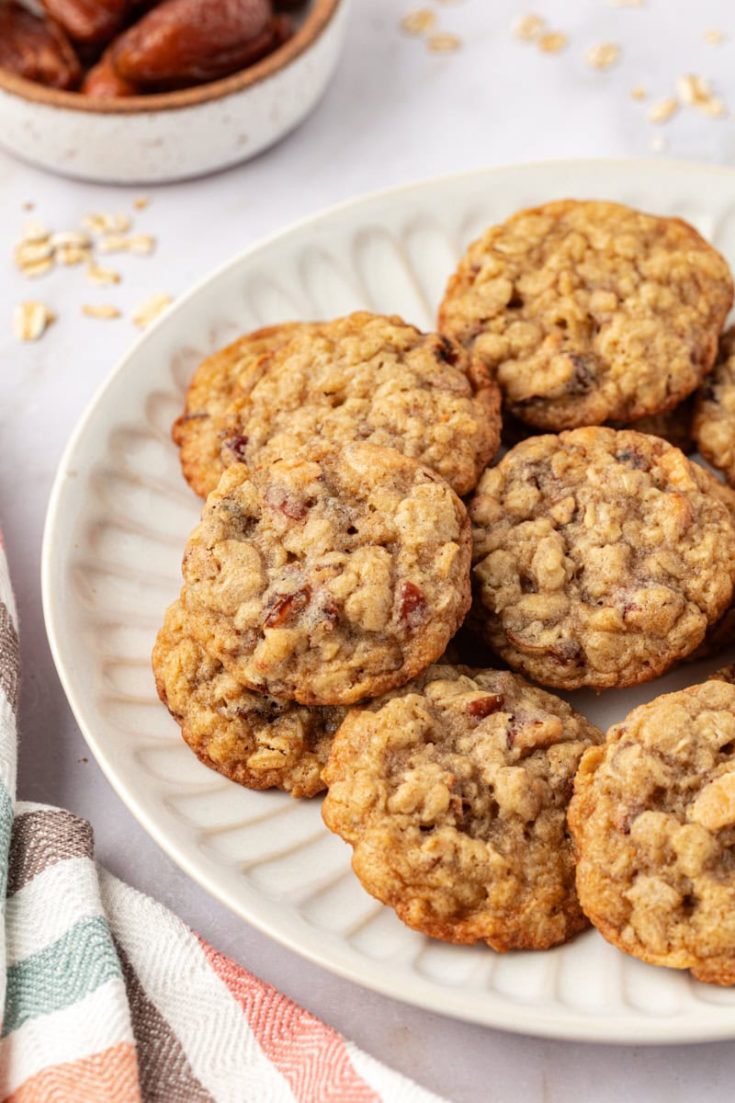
[82,48,139,96]
[41,0,133,45]
[0,3,81,90]
[111,0,278,86]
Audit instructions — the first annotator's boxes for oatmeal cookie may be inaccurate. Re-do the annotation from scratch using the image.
[173,323,310,499]
[570,681,735,985]
[470,427,735,690]
[152,601,344,797]
[322,664,602,951]
[439,199,732,430]
[180,443,472,705]
[174,312,500,498]
[694,328,735,486]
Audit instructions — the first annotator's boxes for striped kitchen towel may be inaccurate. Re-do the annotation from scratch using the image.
[0,537,445,1103]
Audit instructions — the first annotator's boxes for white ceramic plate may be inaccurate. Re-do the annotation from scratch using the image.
[43,160,735,1043]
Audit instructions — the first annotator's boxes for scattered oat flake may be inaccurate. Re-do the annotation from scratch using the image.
[82,214,107,235]
[82,303,121,320]
[586,43,620,70]
[132,196,150,210]
[677,73,711,105]
[84,212,131,235]
[648,97,678,124]
[21,219,50,243]
[87,262,121,286]
[401,9,436,34]
[97,232,156,255]
[514,13,545,41]
[107,212,131,233]
[676,74,727,117]
[128,234,156,255]
[427,31,462,52]
[132,292,172,329]
[56,244,90,267]
[705,29,726,45]
[630,85,647,101]
[97,234,132,254]
[15,240,53,267]
[13,300,55,342]
[538,31,567,54]
[701,97,727,118]
[50,230,90,249]
[19,256,55,279]
[650,134,668,153]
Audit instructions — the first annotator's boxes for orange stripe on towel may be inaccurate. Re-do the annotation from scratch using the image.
[4,1041,142,1103]
[199,937,379,1103]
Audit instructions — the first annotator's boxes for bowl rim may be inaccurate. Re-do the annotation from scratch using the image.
[0,0,342,115]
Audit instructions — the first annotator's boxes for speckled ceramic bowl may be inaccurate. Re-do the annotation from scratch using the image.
[0,0,348,184]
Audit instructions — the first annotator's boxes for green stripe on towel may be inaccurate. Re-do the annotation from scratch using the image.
[3,915,122,1036]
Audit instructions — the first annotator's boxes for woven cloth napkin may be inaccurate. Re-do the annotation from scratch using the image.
[0,538,445,1103]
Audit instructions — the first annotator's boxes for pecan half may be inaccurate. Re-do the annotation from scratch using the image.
[467,694,503,718]
[398,581,428,630]
[263,586,311,628]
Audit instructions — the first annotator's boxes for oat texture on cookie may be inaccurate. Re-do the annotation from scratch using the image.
[694,327,735,487]
[470,427,735,690]
[570,681,735,985]
[152,601,344,797]
[439,200,732,430]
[180,443,472,705]
[173,322,311,499]
[322,664,602,951]
[173,312,501,499]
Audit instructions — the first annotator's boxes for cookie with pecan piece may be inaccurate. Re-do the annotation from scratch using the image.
[152,600,344,797]
[570,681,735,985]
[439,200,731,430]
[173,312,500,498]
[180,443,472,704]
[470,427,735,690]
[173,322,310,499]
[322,664,602,951]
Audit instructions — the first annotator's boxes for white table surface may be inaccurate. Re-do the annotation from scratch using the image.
[4,1,735,1099]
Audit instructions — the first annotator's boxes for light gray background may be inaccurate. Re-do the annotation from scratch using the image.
[3,1,735,1099]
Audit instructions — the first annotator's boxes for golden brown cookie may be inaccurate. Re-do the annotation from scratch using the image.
[173,323,310,499]
[570,681,735,985]
[322,664,602,951]
[180,443,472,705]
[694,328,735,486]
[439,200,732,431]
[470,427,735,690]
[174,312,501,498]
[152,601,344,797]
